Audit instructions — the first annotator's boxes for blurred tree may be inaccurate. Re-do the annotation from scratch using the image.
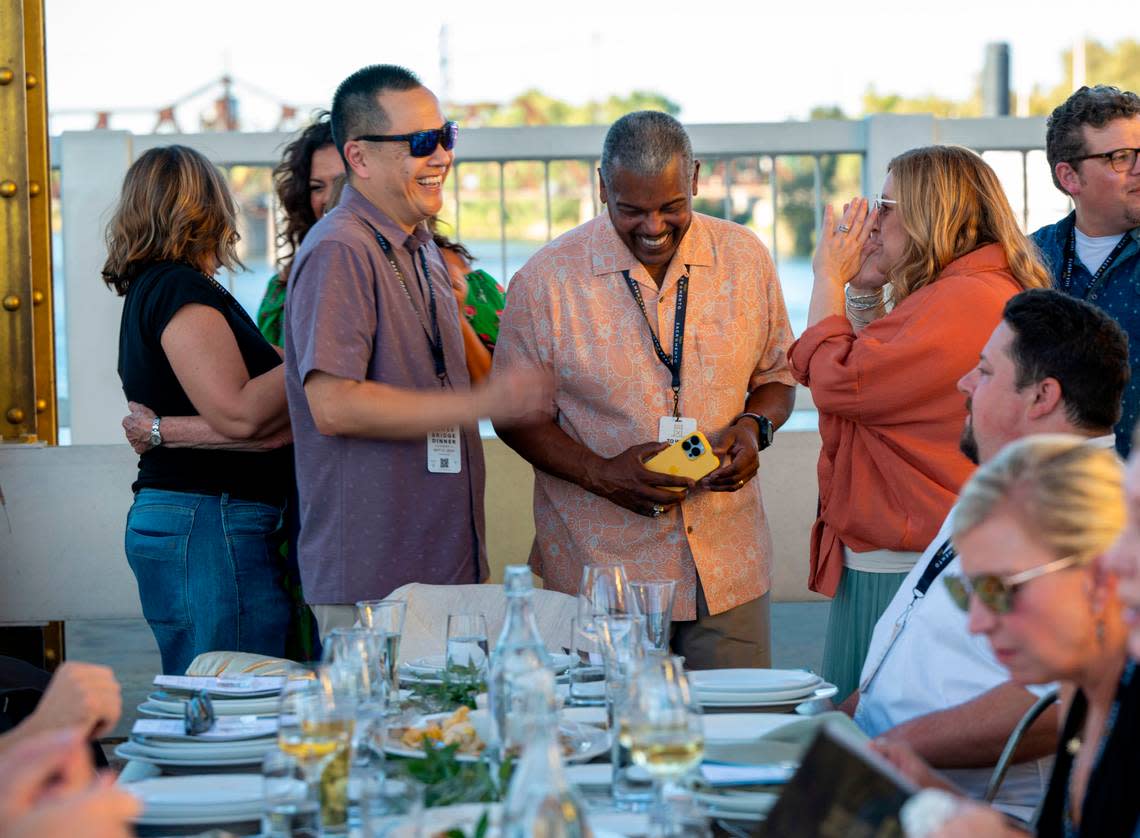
[1027,39,1140,114]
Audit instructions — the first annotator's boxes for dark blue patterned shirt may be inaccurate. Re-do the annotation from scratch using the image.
[1033,212,1140,457]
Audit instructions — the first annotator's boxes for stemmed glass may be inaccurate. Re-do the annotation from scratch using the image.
[622,655,704,836]
[276,667,355,833]
[577,563,638,644]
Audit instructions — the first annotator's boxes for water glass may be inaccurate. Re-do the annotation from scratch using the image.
[262,749,319,838]
[630,580,677,652]
[356,599,406,696]
[360,769,424,838]
[567,617,605,706]
[445,612,489,682]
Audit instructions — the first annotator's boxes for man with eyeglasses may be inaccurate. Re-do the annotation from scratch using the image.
[284,65,549,638]
[842,289,1129,817]
[1032,85,1140,457]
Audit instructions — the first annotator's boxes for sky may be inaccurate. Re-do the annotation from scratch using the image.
[44,0,1139,133]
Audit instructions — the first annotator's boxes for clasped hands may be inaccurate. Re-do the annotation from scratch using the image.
[586,422,760,518]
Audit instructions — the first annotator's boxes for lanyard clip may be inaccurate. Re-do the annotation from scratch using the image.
[671,387,680,419]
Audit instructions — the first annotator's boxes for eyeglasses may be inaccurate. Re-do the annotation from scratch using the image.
[944,554,1081,614]
[353,121,458,158]
[873,195,898,214]
[1069,147,1140,174]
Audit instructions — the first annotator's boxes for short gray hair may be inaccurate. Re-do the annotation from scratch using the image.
[952,434,1124,564]
[600,111,694,186]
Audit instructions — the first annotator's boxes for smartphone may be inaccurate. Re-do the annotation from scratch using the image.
[644,431,720,489]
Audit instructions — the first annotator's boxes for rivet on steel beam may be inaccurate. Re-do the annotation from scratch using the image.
[36,399,47,413]
[2,295,20,311]
[25,73,38,89]
[6,408,25,424]
[0,68,13,85]
[0,181,16,198]
[29,181,41,197]
[32,290,45,305]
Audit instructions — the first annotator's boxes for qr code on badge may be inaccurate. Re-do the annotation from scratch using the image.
[439,457,449,469]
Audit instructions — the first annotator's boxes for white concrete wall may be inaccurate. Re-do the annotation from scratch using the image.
[0,432,823,624]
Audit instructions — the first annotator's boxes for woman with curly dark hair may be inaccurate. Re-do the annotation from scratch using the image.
[256,112,344,347]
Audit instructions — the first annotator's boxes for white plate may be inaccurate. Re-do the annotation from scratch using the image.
[701,713,802,743]
[115,741,268,767]
[147,691,280,716]
[125,773,262,810]
[699,684,838,709]
[406,652,574,676]
[384,716,609,765]
[689,668,820,694]
[127,736,276,759]
[695,683,821,704]
[693,788,778,818]
[560,706,607,727]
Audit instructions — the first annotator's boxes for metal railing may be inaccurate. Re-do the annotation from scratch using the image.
[52,114,1066,444]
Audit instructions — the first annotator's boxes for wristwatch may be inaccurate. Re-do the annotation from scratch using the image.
[150,416,163,448]
[735,412,774,451]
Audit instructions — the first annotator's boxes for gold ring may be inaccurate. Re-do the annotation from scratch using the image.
[652,504,665,517]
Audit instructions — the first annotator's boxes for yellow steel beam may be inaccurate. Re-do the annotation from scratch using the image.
[0,0,53,444]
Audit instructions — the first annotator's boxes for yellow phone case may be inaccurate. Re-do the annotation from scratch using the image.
[644,431,720,489]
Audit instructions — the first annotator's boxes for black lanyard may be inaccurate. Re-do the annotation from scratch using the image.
[621,269,689,418]
[1060,226,1130,297]
[193,268,260,333]
[860,537,958,693]
[913,539,957,598]
[370,227,448,387]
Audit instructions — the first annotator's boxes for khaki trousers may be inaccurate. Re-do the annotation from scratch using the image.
[670,582,771,670]
[311,604,359,640]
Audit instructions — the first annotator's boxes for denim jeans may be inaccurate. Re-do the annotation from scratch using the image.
[125,489,292,675]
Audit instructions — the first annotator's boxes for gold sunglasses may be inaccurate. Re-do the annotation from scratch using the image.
[944,555,1080,614]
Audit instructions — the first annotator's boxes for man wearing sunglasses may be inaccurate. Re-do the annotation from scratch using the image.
[843,289,1128,816]
[284,65,549,638]
[1032,85,1140,458]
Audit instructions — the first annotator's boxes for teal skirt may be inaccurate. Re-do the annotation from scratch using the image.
[821,567,910,701]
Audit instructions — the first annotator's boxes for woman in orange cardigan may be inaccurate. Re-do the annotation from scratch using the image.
[789,146,1051,697]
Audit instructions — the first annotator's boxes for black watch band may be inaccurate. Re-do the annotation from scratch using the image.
[734,412,774,451]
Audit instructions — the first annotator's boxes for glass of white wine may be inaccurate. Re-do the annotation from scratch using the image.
[276,669,355,833]
[623,655,705,837]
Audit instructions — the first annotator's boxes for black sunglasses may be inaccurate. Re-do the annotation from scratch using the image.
[353,121,458,158]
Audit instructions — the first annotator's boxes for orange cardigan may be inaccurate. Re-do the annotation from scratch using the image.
[788,243,1022,597]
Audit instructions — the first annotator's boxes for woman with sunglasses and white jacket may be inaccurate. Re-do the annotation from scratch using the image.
[881,434,1139,837]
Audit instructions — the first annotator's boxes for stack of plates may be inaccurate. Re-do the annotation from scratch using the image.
[137,689,280,719]
[115,735,276,769]
[689,669,837,709]
[125,774,267,826]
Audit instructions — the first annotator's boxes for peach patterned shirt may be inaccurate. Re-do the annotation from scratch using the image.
[493,213,796,619]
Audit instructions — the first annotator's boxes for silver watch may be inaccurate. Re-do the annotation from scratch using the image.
[150,416,163,448]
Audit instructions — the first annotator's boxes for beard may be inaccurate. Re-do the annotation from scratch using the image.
[960,418,980,465]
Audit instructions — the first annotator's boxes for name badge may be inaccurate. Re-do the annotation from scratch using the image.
[427,426,462,474]
[658,416,697,445]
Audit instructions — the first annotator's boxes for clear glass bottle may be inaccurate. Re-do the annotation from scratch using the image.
[488,566,551,787]
[501,669,593,838]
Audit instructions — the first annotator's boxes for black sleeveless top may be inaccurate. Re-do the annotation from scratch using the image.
[1037,659,1139,837]
[117,261,293,505]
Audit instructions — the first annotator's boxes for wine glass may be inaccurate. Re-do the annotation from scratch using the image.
[622,655,704,836]
[576,563,637,645]
[276,667,354,832]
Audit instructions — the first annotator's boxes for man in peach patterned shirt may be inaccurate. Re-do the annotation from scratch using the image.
[492,112,796,668]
